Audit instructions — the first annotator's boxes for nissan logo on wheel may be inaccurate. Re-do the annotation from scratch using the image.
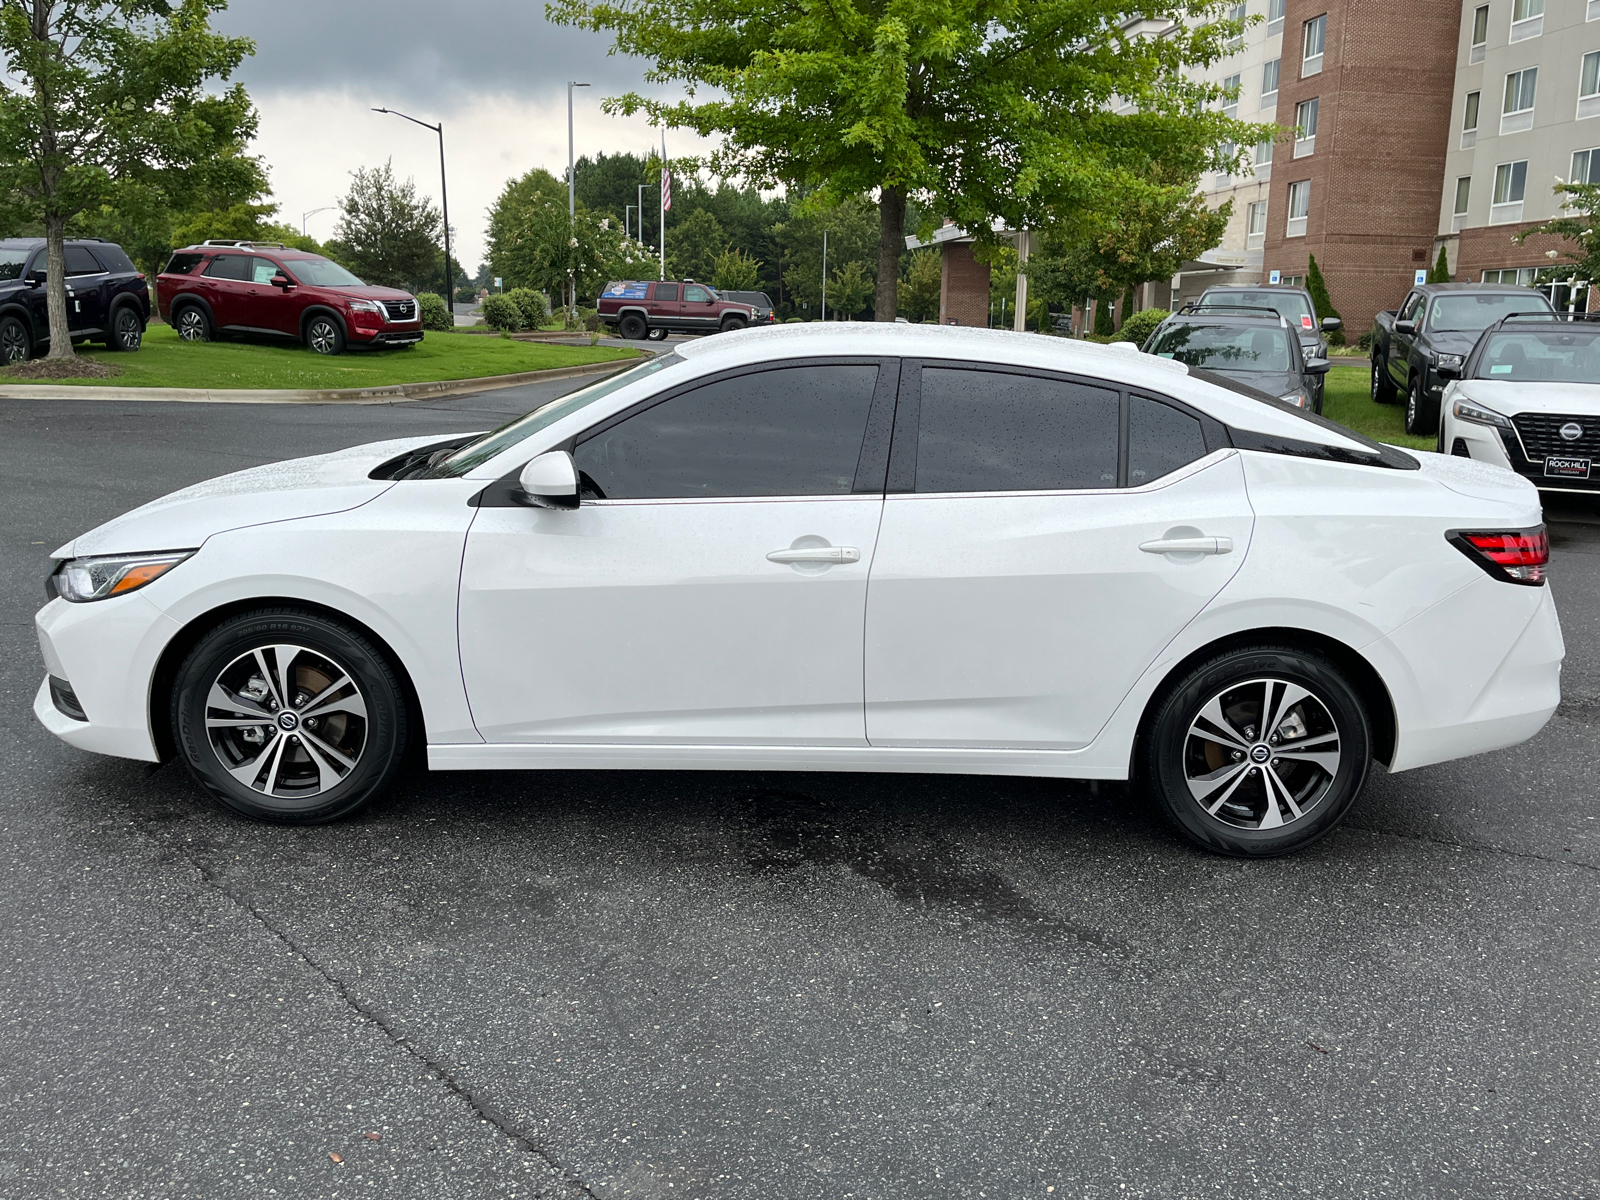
[1560,422,1584,441]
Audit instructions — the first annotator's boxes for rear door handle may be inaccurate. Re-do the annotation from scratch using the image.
[1139,536,1233,555]
[767,546,861,564]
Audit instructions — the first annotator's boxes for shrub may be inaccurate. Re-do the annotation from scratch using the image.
[1093,295,1116,337]
[1427,245,1452,284]
[506,287,549,329]
[1117,307,1169,348]
[1357,330,1374,353]
[1306,253,1346,346]
[416,292,452,332]
[481,294,524,332]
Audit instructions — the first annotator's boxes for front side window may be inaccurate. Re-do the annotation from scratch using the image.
[250,257,282,284]
[1302,15,1326,73]
[913,368,1118,493]
[1128,396,1209,486]
[575,364,879,499]
[684,284,712,303]
[0,248,28,282]
[1430,291,1550,332]
[1475,328,1600,382]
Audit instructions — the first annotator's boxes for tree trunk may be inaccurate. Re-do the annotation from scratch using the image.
[43,216,74,361]
[875,186,905,322]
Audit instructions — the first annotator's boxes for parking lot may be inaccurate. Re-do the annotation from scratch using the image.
[2,388,1598,1199]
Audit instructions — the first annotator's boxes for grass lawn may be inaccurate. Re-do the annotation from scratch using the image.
[1321,361,1434,451]
[11,324,639,389]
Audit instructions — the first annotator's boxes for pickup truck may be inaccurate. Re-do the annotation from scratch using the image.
[1371,282,1553,435]
[598,279,755,340]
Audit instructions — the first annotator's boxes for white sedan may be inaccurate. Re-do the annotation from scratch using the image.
[34,325,1563,857]
[1438,316,1600,496]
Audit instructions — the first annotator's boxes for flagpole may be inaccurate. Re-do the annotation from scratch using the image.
[659,128,666,282]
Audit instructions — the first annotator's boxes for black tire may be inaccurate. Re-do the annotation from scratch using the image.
[1311,375,1325,415]
[0,314,30,364]
[618,313,648,340]
[1404,374,1438,436]
[1370,354,1396,404]
[305,313,345,355]
[171,607,409,824]
[1140,644,1371,857]
[647,327,669,341]
[174,304,211,343]
[719,316,748,333]
[107,305,143,352]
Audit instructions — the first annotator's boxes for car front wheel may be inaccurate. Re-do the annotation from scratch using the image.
[305,315,345,355]
[1404,375,1438,436]
[618,313,648,340]
[0,314,30,364]
[719,316,747,333]
[171,607,410,824]
[1142,644,1371,857]
[1370,355,1396,403]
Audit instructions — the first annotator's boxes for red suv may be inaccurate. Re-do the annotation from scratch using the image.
[157,241,423,355]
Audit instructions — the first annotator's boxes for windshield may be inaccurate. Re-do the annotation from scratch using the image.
[1202,289,1316,332]
[283,256,366,287]
[1149,322,1294,373]
[432,353,684,476]
[1428,292,1550,332]
[0,248,28,281]
[1475,327,1600,382]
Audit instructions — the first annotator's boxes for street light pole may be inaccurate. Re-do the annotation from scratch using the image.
[625,204,636,242]
[637,184,648,248]
[301,206,335,237]
[821,230,829,322]
[568,81,591,319]
[371,107,453,313]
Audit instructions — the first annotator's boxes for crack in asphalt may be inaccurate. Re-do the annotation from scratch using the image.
[181,853,602,1200]
[1346,820,1598,874]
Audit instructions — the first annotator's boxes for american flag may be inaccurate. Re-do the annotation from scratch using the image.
[661,164,672,212]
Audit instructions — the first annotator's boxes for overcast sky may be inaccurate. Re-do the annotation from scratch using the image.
[217,0,718,271]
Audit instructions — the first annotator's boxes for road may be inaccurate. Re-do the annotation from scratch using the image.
[2,386,1597,1199]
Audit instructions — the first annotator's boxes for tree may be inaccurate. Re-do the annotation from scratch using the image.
[551,0,1269,323]
[665,207,726,281]
[828,260,875,318]
[486,166,655,303]
[774,195,878,315]
[328,160,442,291]
[712,246,761,291]
[1515,181,1600,296]
[899,248,941,322]
[1306,252,1345,345]
[1427,244,1452,284]
[1094,296,1115,336]
[0,0,254,359]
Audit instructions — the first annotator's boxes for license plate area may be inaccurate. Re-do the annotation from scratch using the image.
[1544,455,1591,479]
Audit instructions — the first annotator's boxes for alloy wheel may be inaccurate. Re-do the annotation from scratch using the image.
[115,309,141,350]
[177,309,207,341]
[308,319,338,354]
[0,320,27,364]
[203,644,368,804]
[1183,678,1341,831]
[1370,359,1379,401]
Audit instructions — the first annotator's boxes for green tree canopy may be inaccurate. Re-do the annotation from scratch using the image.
[1516,181,1600,290]
[487,165,655,301]
[665,207,726,281]
[899,247,941,321]
[0,0,254,358]
[712,246,762,291]
[327,160,442,291]
[551,0,1270,321]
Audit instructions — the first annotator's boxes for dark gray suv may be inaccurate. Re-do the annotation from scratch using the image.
[1198,285,1342,408]
[1143,305,1332,411]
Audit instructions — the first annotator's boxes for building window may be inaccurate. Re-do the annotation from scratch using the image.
[1453,176,1472,232]
[1217,141,1236,182]
[1462,90,1480,149]
[1222,73,1241,118]
[1267,0,1285,35]
[1287,180,1310,237]
[1302,14,1326,76]
[1483,267,1539,285]
[1581,51,1600,120]
[1255,139,1275,173]
[1573,147,1600,184]
[1501,67,1537,135]
[1281,274,1305,287]
[1491,159,1528,223]
[1226,1,1246,50]
[1294,98,1319,157]
[1511,0,1544,42]
[1261,58,1280,106]
[1590,0,1599,22]
[1247,201,1268,249]
[1471,4,1489,63]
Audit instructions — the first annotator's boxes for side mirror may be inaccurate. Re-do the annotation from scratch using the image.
[515,450,579,510]
[271,274,294,290]
[1394,319,1416,335]
[1321,316,1342,332]
[1305,357,1332,375]
[26,271,44,287]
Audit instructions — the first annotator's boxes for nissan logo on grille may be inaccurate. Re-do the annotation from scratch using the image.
[1560,422,1584,442]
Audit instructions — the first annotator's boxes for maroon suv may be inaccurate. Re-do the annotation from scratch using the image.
[157,241,423,355]
[597,279,755,340]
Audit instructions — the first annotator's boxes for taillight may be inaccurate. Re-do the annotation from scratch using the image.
[1448,526,1549,586]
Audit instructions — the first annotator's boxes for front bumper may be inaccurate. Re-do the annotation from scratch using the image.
[351,327,424,347]
[1449,414,1600,493]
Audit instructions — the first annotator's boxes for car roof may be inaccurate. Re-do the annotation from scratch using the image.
[1415,282,1544,294]
[670,324,1362,451]
[1164,310,1292,327]
[1201,284,1313,295]
[0,238,114,249]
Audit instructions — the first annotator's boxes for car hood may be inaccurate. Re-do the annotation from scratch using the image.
[333,284,416,302]
[1424,330,1483,356]
[53,434,461,559]
[1206,368,1304,398]
[1453,379,1600,416]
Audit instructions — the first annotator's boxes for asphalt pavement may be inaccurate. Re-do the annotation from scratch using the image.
[2,388,1597,1199]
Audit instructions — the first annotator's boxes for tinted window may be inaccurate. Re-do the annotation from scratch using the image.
[1148,322,1294,372]
[915,368,1118,493]
[203,254,252,281]
[575,364,879,499]
[165,253,205,275]
[93,244,136,274]
[64,246,103,275]
[654,283,680,301]
[1129,396,1208,485]
[0,247,27,281]
[684,285,712,303]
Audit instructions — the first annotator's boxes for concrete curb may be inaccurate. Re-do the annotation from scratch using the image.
[0,356,641,405]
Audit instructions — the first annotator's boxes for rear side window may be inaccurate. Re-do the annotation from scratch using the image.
[653,283,679,301]
[1129,396,1209,485]
[203,254,252,281]
[575,364,879,499]
[64,246,104,275]
[914,367,1119,493]
[165,253,205,275]
[92,244,137,274]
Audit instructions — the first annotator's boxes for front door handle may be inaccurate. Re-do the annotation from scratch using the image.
[1140,536,1233,555]
[766,546,861,564]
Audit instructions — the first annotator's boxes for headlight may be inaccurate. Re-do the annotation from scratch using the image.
[1280,390,1309,407]
[1452,399,1513,430]
[1436,353,1465,370]
[345,298,384,314]
[52,551,194,603]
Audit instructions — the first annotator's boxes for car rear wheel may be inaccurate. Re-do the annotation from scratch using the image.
[647,327,669,341]
[0,315,30,364]
[174,305,210,343]
[1370,355,1395,404]
[1142,644,1370,857]
[305,314,345,355]
[1404,375,1438,436]
[171,607,409,824]
[107,305,143,352]
[618,313,648,340]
